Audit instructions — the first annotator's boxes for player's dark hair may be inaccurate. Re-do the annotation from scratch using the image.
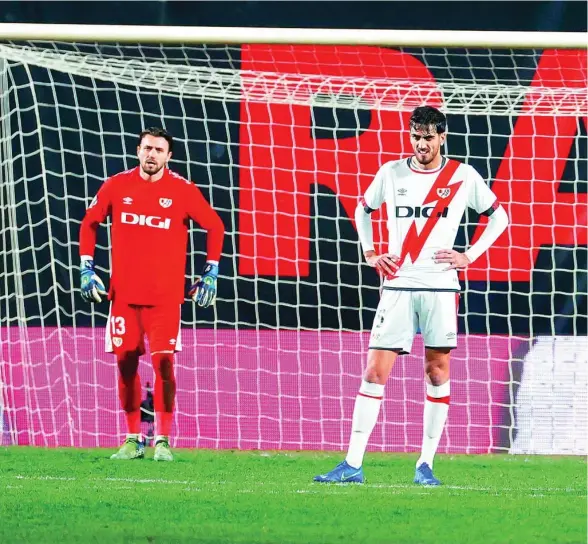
[410,106,447,134]
[138,127,174,153]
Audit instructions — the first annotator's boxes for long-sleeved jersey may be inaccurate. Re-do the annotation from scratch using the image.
[356,157,508,290]
[79,167,225,305]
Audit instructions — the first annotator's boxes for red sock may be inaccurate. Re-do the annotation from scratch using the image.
[152,352,176,437]
[117,352,141,434]
[126,410,141,434]
[156,412,173,437]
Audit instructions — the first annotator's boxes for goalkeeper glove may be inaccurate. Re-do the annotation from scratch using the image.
[80,259,108,303]
[189,262,219,308]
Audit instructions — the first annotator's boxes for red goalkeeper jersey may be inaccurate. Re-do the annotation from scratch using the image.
[79,167,225,305]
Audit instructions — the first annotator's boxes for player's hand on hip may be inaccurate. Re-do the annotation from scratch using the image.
[189,262,219,308]
[80,259,108,303]
[365,251,400,278]
[434,249,471,271]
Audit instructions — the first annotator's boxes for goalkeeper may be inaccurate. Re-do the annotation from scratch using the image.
[79,127,225,461]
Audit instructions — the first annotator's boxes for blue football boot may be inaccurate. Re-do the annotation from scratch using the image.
[414,462,441,486]
[313,461,365,483]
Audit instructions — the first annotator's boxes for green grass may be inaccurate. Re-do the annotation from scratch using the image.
[0,447,585,544]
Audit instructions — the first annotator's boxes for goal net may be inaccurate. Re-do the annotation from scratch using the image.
[0,34,586,454]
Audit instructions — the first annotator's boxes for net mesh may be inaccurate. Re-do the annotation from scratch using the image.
[0,40,586,453]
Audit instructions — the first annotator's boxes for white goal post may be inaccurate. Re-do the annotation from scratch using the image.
[0,24,586,454]
[0,23,587,48]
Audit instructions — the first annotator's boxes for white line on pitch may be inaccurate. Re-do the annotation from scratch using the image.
[14,475,76,481]
[104,477,193,485]
[8,475,585,496]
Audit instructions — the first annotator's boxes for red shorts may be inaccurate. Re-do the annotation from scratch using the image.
[105,299,182,356]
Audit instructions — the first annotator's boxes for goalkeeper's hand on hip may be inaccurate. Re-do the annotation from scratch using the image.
[189,262,219,308]
[80,259,108,303]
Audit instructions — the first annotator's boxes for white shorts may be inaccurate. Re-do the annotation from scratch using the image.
[369,289,459,354]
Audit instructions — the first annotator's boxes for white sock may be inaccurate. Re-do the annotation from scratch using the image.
[126,433,141,441]
[345,380,384,469]
[416,381,450,469]
[155,435,168,444]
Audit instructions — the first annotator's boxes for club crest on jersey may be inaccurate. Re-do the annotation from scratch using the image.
[112,337,123,347]
[159,198,173,208]
[437,188,451,199]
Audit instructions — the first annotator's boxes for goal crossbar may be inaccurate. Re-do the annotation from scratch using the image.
[0,23,586,49]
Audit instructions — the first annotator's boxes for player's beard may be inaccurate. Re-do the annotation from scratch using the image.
[414,147,437,166]
[141,160,164,176]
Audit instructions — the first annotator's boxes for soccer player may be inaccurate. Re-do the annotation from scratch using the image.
[314,106,509,485]
[79,127,225,461]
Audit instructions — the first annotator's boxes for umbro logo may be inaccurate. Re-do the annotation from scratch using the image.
[397,188,407,196]
[159,198,172,208]
[169,338,176,345]
[123,197,133,205]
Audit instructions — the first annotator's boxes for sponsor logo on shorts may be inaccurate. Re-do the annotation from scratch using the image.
[112,337,123,347]
[375,308,386,328]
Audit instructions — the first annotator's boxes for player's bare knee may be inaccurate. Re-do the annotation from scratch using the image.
[363,367,387,385]
[424,350,450,385]
[363,358,385,384]
[364,350,397,384]
[426,365,448,386]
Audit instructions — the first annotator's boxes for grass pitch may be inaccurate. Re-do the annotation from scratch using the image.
[0,447,585,544]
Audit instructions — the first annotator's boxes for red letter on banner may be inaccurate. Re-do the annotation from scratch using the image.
[464,49,587,282]
[239,45,441,276]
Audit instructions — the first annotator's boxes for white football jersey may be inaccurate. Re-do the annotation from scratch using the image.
[362,157,498,290]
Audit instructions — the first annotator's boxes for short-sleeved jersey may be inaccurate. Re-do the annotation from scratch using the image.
[79,167,225,305]
[362,157,498,290]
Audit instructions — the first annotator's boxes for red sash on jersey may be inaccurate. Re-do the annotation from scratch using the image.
[392,159,462,276]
